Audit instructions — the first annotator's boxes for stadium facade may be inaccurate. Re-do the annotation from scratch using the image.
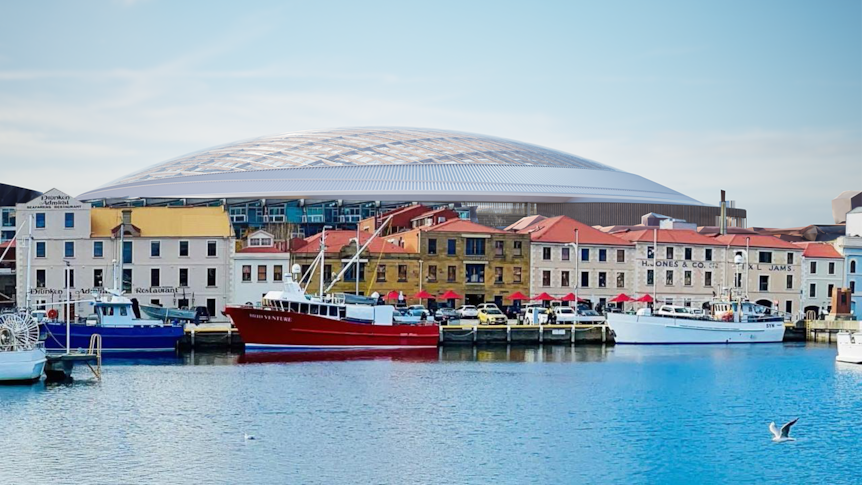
[78,127,746,236]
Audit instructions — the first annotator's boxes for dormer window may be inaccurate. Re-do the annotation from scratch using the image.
[247,232,274,247]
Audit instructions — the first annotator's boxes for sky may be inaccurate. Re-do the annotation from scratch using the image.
[0,0,859,227]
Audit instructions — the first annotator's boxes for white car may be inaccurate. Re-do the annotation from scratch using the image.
[476,303,500,313]
[552,306,578,323]
[456,305,479,318]
[522,307,549,324]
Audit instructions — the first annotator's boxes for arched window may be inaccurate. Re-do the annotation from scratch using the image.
[851,260,857,274]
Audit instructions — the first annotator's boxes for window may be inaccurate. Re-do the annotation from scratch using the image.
[494,240,504,257]
[428,239,437,254]
[36,269,46,288]
[705,248,713,261]
[561,271,570,287]
[809,261,817,274]
[786,275,793,289]
[208,268,217,287]
[151,268,160,287]
[828,284,834,297]
[513,241,523,256]
[666,247,674,260]
[647,270,654,286]
[617,249,625,263]
[828,262,835,275]
[242,265,251,282]
[151,241,161,257]
[207,241,217,257]
[64,241,74,258]
[684,248,692,261]
[179,268,189,287]
[616,272,625,288]
[398,265,407,282]
[705,271,712,287]
[684,270,692,286]
[851,260,857,273]
[787,253,795,265]
[543,247,551,260]
[647,246,654,259]
[562,247,570,261]
[759,251,772,264]
[66,269,75,288]
[447,239,457,255]
[324,265,332,283]
[93,241,103,258]
[257,265,267,282]
[513,267,522,283]
[734,273,742,288]
[665,270,674,286]
[122,269,132,292]
[122,241,132,264]
[274,265,283,282]
[94,269,103,288]
[36,241,45,258]
[581,248,590,261]
[300,265,310,283]
[851,281,856,293]
[598,272,607,288]
[448,265,457,282]
[35,213,45,228]
[179,241,189,257]
[207,299,217,318]
[465,238,485,256]
[808,283,816,298]
[65,213,74,228]
[581,271,589,287]
[599,249,607,262]
[495,267,504,284]
[785,300,793,313]
[428,265,438,281]
[377,265,386,282]
[542,270,551,287]
[466,264,484,283]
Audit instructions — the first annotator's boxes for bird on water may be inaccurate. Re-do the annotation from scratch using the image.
[769,418,798,443]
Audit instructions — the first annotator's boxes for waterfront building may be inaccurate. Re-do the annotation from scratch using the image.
[232,230,290,306]
[794,242,845,318]
[291,230,420,299]
[0,183,41,242]
[396,219,531,308]
[834,207,862,317]
[0,241,14,308]
[15,189,234,321]
[516,215,634,306]
[713,234,802,315]
[614,229,726,308]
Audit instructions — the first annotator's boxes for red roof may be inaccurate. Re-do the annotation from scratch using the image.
[793,242,843,259]
[615,229,718,246]
[295,230,409,254]
[520,215,632,246]
[410,207,456,222]
[237,246,288,254]
[0,240,15,249]
[505,215,547,232]
[421,219,507,234]
[713,234,800,250]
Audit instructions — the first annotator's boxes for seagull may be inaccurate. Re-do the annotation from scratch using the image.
[769,418,798,442]
[244,433,256,441]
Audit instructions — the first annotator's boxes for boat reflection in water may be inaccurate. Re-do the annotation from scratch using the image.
[238,347,440,365]
[441,345,611,364]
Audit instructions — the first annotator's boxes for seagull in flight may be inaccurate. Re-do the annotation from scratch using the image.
[769,418,798,442]
[244,433,256,441]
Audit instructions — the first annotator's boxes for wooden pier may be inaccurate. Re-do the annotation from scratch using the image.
[44,334,103,381]
[804,320,861,343]
[181,324,244,350]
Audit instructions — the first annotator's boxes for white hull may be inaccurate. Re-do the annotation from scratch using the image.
[836,332,862,364]
[607,314,785,344]
[0,347,46,382]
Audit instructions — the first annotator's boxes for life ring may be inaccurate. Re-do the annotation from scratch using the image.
[47,308,59,320]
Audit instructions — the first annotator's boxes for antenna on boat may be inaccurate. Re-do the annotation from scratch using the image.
[319,227,326,300]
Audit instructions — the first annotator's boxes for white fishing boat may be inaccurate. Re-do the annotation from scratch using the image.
[0,313,46,383]
[836,323,862,364]
[607,302,786,344]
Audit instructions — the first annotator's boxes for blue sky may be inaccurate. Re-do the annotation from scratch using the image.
[0,0,859,227]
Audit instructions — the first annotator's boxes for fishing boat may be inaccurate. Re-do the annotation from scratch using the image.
[139,304,209,323]
[0,313,46,383]
[836,323,862,364]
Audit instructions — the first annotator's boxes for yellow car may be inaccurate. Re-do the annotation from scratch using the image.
[477,307,508,325]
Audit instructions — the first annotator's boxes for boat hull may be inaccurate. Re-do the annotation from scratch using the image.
[836,332,862,364]
[607,314,785,344]
[0,347,46,382]
[225,306,440,350]
[43,323,184,352]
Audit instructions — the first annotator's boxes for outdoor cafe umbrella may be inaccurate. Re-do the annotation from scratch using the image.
[560,293,586,303]
[439,290,463,300]
[413,290,435,300]
[531,292,555,307]
[384,290,400,301]
[506,291,530,301]
[609,293,633,303]
[635,294,654,303]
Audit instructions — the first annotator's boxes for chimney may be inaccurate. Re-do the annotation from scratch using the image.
[719,190,727,235]
[121,209,132,226]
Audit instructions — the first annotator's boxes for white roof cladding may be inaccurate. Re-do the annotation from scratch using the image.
[79,127,702,206]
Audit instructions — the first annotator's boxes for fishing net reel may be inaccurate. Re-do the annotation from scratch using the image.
[0,313,40,351]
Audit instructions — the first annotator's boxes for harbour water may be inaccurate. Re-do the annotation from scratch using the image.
[2,343,861,484]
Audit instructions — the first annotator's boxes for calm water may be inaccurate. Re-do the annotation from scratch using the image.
[1,343,860,485]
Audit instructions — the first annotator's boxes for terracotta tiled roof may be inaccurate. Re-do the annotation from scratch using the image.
[616,229,719,246]
[420,219,507,234]
[505,215,547,232]
[237,246,288,254]
[295,230,409,254]
[793,242,843,259]
[410,207,455,222]
[713,234,800,250]
[519,215,632,245]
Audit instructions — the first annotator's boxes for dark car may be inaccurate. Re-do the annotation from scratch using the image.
[434,307,459,324]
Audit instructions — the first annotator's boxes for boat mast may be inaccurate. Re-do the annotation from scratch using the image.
[319,227,326,299]
[325,216,391,294]
[355,223,360,296]
[653,228,658,306]
[25,216,33,312]
[118,215,124,292]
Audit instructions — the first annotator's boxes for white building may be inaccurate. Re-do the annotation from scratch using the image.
[16,189,235,322]
[232,230,290,306]
[795,242,845,318]
[834,207,862,317]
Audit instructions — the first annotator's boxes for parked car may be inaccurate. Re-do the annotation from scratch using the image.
[456,305,478,319]
[476,303,500,313]
[552,306,578,323]
[434,307,459,324]
[477,307,507,325]
[521,306,549,324]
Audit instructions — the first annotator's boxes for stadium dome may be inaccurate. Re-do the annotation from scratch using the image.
[78,127,701,206]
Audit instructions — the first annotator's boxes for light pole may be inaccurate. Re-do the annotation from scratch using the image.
[574,229,579,305]
[745,237,751,300]
[64,259,71,353]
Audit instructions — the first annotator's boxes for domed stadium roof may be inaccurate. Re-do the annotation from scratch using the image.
[79,127,702,205]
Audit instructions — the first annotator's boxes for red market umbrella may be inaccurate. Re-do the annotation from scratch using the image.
[560,293,586,303]
[507,291,530,301]
[531,292,556,301]
[413,290,436,299]
[385,290,400,300]
[635,294,654,303]
[609,293,633,303]
[439,290,463,300]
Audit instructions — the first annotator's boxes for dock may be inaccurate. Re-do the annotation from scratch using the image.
[44,334,103,381]
[804,320,861,343]
[181,324,244,350]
